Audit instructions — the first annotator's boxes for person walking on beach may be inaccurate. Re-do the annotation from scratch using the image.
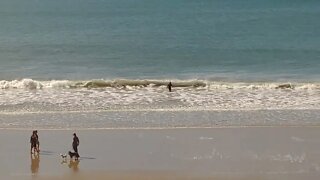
[72,133,80,156]
[30,131,38,154]
[167,81,172,92]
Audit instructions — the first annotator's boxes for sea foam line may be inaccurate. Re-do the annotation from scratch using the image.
[1,78,319,90]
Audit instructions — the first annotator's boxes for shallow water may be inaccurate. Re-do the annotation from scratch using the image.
[1,109,319,129]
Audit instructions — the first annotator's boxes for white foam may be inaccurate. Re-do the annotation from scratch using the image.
[0,79,43,89]
[0,78,320,113]
[269,153,306,163]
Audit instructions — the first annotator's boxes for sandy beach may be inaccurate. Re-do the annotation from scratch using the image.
[1,127,320,180]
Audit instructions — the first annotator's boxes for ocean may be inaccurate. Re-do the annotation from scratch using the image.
[0,0,319,129]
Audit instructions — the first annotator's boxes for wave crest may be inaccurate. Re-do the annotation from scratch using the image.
[0,79,43,89]
[0,78,319,90]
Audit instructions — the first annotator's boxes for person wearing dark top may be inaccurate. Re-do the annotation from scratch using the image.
[72,133,80,156]
[30,131,38,154]
[167,81,172,92]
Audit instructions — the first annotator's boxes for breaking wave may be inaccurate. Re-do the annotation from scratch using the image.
[0,78,319,113]
[0,78,319,90]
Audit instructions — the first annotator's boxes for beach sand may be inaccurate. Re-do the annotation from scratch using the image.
[1,127,320,180]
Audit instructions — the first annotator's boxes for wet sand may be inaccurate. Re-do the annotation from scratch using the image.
[1,127,320,180]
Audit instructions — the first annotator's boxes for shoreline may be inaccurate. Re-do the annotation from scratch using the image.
[1,109,320,130]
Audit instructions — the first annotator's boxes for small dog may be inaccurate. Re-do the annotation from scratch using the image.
[60,153,68,164]
[60,153,67,159]
[68,151,80,160]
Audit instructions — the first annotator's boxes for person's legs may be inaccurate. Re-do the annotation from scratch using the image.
[36,142,40,152]
[73,145,80,158]
[73,145,78,153]
[31,144,36,154]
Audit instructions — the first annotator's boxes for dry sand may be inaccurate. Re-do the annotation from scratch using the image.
[1,127,320,180]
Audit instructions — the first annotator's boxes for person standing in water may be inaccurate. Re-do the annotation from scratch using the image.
[72,133,80,156]
[167,81,172,92]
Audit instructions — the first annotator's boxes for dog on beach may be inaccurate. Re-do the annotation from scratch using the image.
[68,151,80,160]
[60,153,67,159]
[60,151,79,161]
[60,153,68,164]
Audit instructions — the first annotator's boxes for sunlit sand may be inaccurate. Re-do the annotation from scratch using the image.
[1,127,320,180]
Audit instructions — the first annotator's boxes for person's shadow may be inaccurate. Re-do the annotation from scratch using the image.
[68,159,79,172]
[30,153,40,175]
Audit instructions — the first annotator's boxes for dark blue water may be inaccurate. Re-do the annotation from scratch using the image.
[0,0,319,81]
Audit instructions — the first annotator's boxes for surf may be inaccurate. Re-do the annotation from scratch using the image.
[1,78,319,90]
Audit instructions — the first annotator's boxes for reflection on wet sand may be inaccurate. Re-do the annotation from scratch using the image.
[30,153,40,176]
[68,160,79,172]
